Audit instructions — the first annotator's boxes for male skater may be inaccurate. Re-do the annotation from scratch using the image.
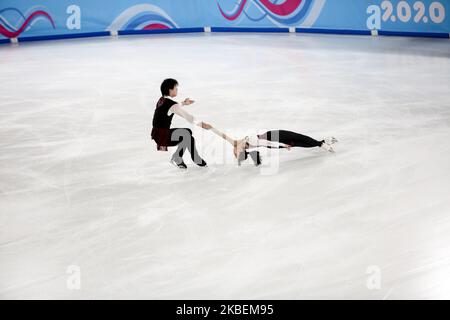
[151,78,212,169]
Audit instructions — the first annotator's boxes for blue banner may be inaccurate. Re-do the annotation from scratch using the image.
[1,0,449,40]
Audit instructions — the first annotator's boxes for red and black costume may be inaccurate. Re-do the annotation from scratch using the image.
[151,97,206,166]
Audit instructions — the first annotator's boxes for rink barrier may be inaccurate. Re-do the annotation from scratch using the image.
[210,27,289,33]
[2,27,450,45]
[17,31,111,43]
[295,28,371,36]
[118,27,204,36]
[377,30,450,38]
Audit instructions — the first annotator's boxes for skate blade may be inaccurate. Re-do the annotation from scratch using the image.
[169,159,188,171]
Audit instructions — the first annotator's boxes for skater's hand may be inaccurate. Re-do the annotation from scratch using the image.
[201,122,212,130]
[182,98,195,106]
[285,144,292,150]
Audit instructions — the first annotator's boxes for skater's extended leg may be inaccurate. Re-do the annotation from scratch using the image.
[258,130,323,148]
[257,130,336,152]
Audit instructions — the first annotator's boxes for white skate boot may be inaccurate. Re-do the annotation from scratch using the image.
[323,137,338,145]
[321,142,335,153]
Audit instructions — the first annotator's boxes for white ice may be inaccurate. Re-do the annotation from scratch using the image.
[1,33,450,299]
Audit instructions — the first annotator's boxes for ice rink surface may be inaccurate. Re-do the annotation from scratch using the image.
[1,32,450,299]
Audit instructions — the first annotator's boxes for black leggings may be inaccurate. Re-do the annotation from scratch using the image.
[168,128,204,164]
[257,130,323,148]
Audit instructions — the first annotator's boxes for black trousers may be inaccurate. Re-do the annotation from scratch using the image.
[257,130,323,148]
[167,128,204,164]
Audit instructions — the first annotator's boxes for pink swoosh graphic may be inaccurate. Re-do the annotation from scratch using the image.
[217,0,248,21]
[259,0,303,16]
[218,0,303,20]
[0,10,55,38]
[143,23,170,30]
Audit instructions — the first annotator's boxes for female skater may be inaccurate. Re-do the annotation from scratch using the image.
[208,126,337,166]
[233,130,338,165]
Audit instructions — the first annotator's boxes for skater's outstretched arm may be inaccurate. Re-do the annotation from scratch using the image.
[168,99,211,129]
[209,126,237,146]
[207,125,249,159]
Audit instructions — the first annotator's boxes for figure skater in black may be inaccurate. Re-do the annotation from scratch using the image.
[151,78,212,169]
[233,130,338,166]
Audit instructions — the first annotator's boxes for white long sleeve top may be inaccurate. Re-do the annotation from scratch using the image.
[165,96,202,126]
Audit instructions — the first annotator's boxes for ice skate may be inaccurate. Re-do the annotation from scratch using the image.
[170,156,188,170]
[323,137,338,145]
[237,150,248,166]
[196,159,208,167]
[248,151,262,166]
[320,142,335,153]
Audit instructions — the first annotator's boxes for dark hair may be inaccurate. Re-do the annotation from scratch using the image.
[160,78,178,96]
